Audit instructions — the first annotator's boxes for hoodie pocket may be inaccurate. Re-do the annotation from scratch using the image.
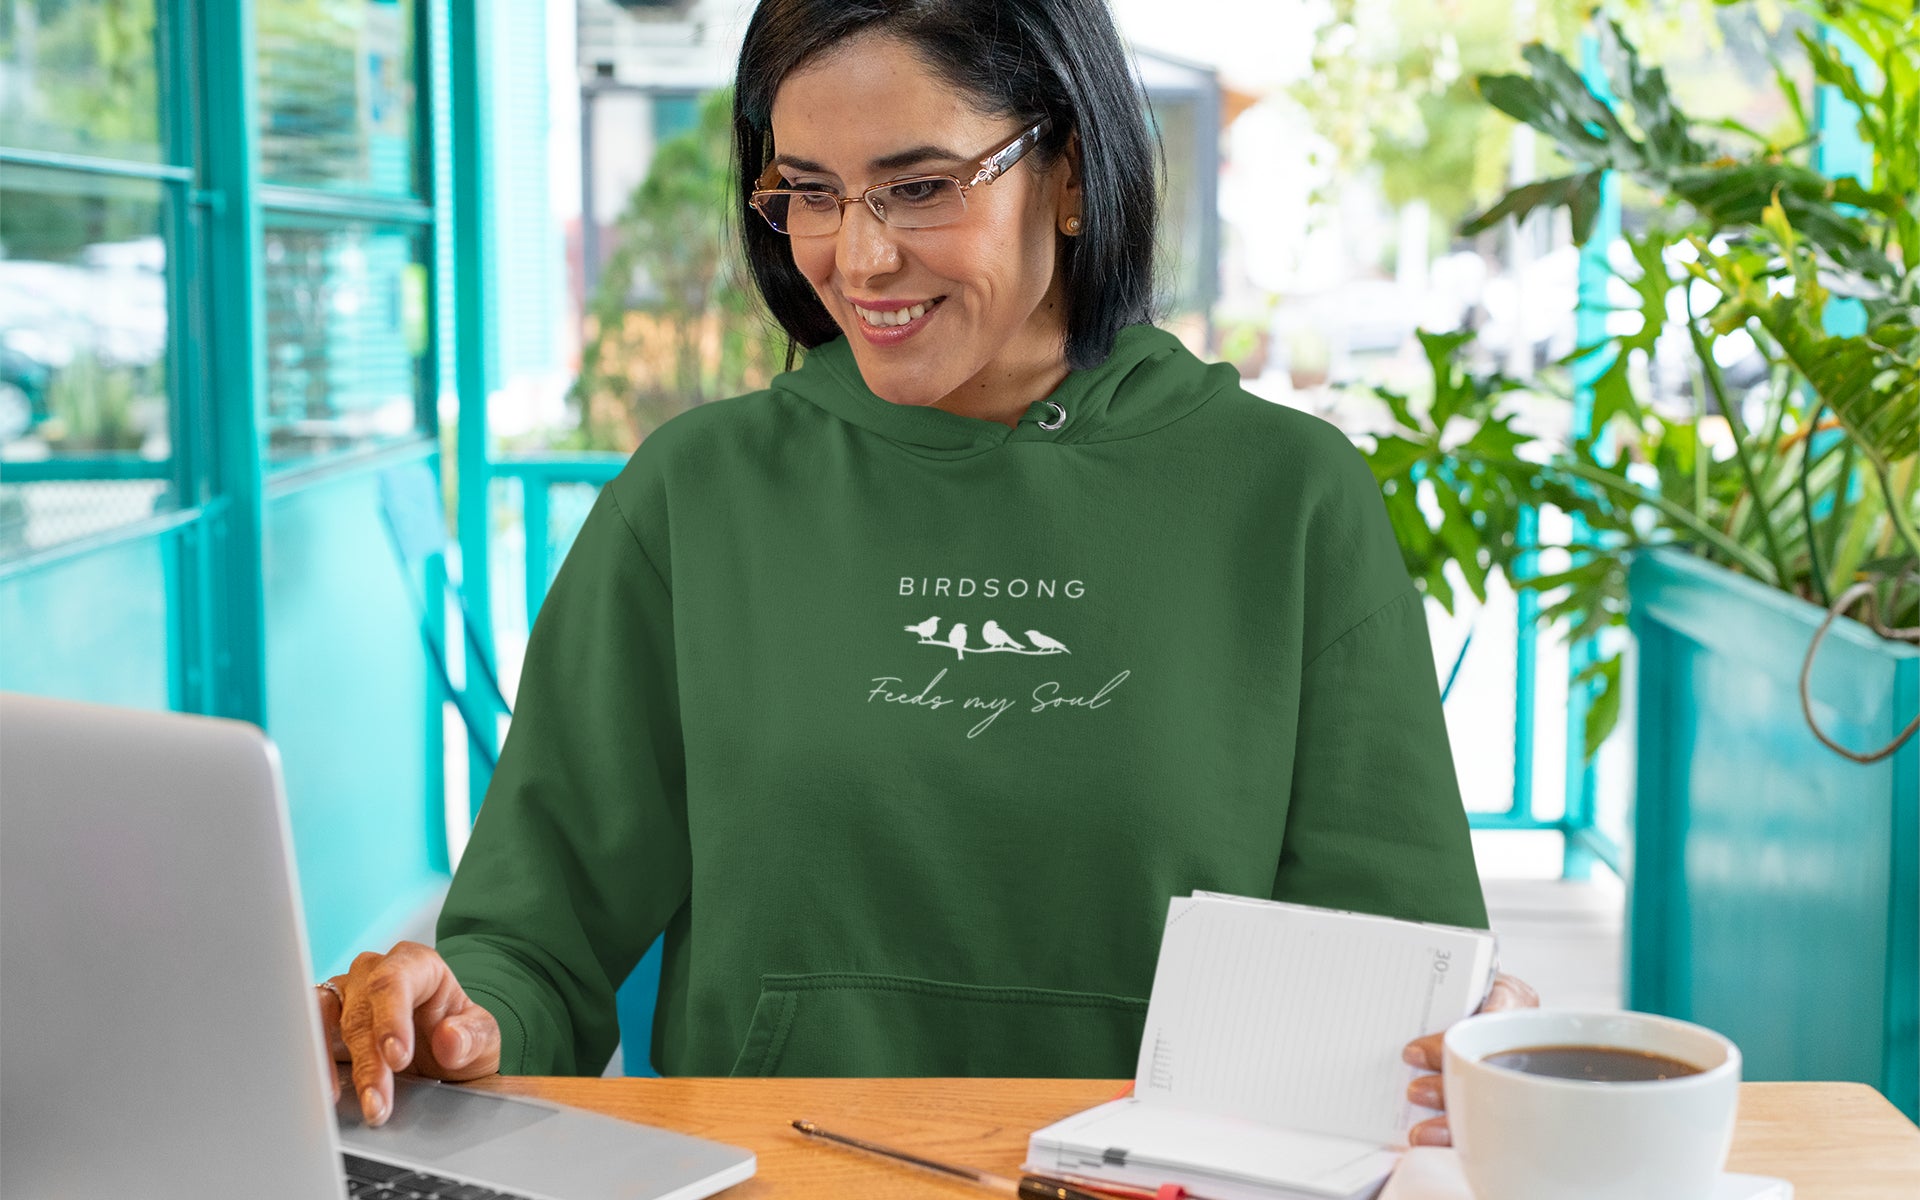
[728,971,1148,1078]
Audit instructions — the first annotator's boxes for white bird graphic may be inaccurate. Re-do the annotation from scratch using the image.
[904,615,941,639]
[1024,630,1070,654]
[981,620,1025,651]
[945,623,970,658]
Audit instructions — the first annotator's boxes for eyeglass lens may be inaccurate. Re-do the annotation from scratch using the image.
[759,177,967,235]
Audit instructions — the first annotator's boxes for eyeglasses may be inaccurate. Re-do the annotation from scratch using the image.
[750,118,1053,237]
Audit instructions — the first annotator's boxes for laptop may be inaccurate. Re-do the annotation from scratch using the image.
[0,692,757,1200]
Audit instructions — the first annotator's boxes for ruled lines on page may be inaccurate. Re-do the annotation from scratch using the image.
[1133,895,1496,1148]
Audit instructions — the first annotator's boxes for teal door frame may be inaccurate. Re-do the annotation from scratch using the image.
[450,0,502,823]
[200,0,271,726]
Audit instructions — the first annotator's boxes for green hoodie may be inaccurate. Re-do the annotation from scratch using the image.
[436,325,1487,1079]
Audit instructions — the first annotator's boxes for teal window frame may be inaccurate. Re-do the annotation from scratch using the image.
[0,0,489,725]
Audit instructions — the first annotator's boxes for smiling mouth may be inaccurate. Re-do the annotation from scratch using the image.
[852,297,946,327]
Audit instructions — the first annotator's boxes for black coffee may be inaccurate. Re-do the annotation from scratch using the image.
[1483,1043,1705,1082]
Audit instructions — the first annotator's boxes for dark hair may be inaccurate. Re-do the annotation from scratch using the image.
[732,0,1159,371]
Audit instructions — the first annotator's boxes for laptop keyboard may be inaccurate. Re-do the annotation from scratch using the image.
[342,1152,538,1200]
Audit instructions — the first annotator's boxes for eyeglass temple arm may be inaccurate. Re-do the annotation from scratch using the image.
[968,118,1053,187]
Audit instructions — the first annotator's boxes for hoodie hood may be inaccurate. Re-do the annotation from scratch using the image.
[772,324,1240,458]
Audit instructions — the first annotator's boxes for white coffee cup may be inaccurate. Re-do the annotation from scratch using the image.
[1442,1009,1741,1200]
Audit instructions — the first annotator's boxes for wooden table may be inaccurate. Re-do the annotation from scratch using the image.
[463,1076,1920,1200]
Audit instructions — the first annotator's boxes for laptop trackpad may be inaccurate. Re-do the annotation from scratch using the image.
[336,1076,557,1160]
[336,1075,757,1199]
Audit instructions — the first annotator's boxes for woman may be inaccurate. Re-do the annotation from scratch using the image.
[322,0,1534,1146]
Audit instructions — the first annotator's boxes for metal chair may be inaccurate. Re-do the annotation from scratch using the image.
[376,460,512,770]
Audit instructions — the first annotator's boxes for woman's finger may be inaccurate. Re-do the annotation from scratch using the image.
[1405,1072,1443,1109]
[315,979,347,1102]
[426,1007,503,1081]
[318,979,350,1060]
[1481,973,1540,1013]
[1408,1115,1451,1147]
[360,942,440,1077]
[1401,973,1542,1074]
[1403,1032,1443,1071]
[392,955,494,1080]
[341,944,437,1126]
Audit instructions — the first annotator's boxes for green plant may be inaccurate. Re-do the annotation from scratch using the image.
[41,351,155,452]
[0,0,160,159]
[568,89,785,452]
[1361,2,1918,761]
[1361,330,1643,756]
[1293,0,1728,241]
[1368,332,1585,610]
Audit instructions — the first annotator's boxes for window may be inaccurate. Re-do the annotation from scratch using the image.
[0,0,166,164]
[262,217,430,465]
[258,0,422,197]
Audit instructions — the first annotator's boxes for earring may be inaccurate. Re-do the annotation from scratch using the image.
[1064,215,1082,235]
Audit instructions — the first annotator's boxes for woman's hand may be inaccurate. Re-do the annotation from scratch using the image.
[316,940,502,1127]
[1402,972,1540,1146]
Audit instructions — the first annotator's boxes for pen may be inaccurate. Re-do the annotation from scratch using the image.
[792,1118,1184,1200]
[1051,1173,1197,1200]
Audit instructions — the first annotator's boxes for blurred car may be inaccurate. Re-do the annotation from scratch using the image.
[0,238,167,448]
[0,336,53,443]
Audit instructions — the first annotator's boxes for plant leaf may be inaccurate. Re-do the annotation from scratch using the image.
[1583,654,1623,760]
[1461,171,1604,239]
[1367,434,1432,482]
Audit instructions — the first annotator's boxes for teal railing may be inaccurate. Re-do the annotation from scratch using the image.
[492,454,626,628]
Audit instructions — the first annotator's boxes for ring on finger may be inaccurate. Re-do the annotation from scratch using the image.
[317,979,345,1005]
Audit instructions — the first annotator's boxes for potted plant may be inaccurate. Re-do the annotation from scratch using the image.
[1357,2,1917,1115]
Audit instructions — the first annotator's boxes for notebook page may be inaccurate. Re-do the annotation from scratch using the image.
[1132,894,1496,1146]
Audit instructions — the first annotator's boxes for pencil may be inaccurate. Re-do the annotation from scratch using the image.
[791,1118,1139,1200]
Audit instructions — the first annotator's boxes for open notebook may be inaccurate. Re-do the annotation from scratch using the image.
[1026,892,1498,1200]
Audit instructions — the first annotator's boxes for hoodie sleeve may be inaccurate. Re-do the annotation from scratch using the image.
[435,481,691,1076]
[1271,427,1487,929]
